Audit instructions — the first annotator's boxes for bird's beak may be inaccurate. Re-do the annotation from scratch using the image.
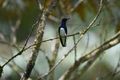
[67,18,70,20]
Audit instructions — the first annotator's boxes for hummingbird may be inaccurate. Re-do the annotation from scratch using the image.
[58,18,69,47]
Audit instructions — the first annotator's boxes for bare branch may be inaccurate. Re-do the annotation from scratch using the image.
[73,35,77,63]
[20,0,57,80]
[38,0,103,79]
[70,0,84,12]
[61,30,120,80]
[59,0,103,79]
[48,39,60,80]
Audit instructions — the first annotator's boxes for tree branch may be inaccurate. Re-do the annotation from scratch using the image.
[38,0,103,79]
[59,0,103,79]
[59,29,120,80]
[20,0,58,80]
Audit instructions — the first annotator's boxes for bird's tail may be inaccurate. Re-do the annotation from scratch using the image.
[60,36,66,47]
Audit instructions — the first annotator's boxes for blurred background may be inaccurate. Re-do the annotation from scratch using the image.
[0,0,120,80]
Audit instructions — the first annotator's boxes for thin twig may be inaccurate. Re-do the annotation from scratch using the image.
[1,15,38,68]
[24,32,80,51]
[20,0,57,80]
[72,22,101,80]
[1,32,79,69]
[59,29,120,80]
[111,54,120,79]
[49,39,59,80]
[59,0,103,79]
[0,41,20,51]
[70,0,84,12]
[73,35,77,63]
[38,31,83,80]
[20,8,46,80]
[38,0,103,79]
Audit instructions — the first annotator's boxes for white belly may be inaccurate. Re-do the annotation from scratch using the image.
[60,28,66,36]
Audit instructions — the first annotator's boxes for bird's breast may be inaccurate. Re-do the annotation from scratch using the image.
[60,27,66,36]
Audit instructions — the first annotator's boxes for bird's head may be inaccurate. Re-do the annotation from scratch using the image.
[62,18,70,22]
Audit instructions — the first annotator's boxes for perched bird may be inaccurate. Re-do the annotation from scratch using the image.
[58,18,69,47]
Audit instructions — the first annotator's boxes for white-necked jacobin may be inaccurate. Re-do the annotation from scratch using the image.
[58,18,69,47]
